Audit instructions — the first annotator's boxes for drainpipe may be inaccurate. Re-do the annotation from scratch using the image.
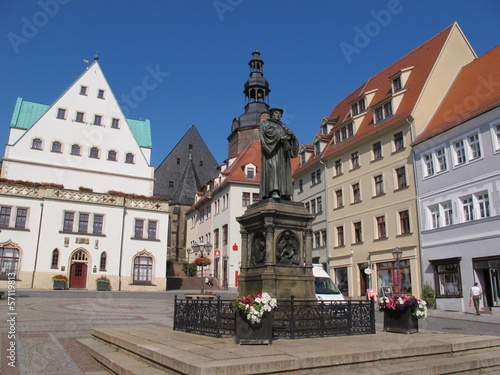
[31,202,44,288]
[118,205,127,291]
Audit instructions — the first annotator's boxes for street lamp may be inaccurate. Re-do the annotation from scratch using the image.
[392,247,402,296]
[188,242,212,294]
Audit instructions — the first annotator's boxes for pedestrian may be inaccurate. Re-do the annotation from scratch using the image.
[470,282,483,315]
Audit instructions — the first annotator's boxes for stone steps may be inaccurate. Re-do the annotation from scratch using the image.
[78,326,500,375]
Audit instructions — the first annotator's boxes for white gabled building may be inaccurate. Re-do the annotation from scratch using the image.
[0,59,169,291]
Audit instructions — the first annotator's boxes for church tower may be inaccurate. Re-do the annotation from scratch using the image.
[227,48,270,159]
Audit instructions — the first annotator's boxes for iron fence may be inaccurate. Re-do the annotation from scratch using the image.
[173,296,375,339]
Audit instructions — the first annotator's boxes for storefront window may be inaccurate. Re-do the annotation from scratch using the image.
[377,260,411,295]
[430,258,462,297]
[335,267,348,296]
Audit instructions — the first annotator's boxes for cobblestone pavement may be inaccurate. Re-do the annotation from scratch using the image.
[1,289,500,375]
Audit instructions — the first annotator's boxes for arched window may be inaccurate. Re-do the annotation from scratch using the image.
[133,256,152,284]
[125,152,134,164]
[32,138,43,150]
[51,249,59,269]
[99,252,107,271]
[71,144,81,156]
[89,147,100,159]
[0,248,19,278]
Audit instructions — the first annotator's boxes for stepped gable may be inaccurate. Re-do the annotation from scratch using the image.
[154,125,218,205]
[413,44,500,145]
[319,23,457,159]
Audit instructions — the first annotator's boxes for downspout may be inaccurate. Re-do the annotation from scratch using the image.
[118,204,127,291]
[31,202,44,288]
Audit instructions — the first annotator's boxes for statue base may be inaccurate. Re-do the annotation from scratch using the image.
[236,199,316,300]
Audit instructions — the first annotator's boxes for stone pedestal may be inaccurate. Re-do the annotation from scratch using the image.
[236,199,316,300]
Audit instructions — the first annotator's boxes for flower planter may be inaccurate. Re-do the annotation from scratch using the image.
[96,281,110,291]
[383,308,418,334]
[53,280,66,290]
[234,312,273,345]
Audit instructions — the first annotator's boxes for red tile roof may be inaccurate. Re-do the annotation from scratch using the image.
[413,44,500,145]
[295,23,456,172]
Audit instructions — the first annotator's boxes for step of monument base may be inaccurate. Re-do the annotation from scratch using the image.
[78,326,500,375]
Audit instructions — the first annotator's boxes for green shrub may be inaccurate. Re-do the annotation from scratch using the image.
[422,283,435,309]
[182,262,197,277]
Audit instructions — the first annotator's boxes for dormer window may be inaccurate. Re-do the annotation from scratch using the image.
[321,124,328,134]
[334,122,354,144]
[351,98,366,116]
[375,101,393,123]
[300,151,306,165]
[393,76,402,92]
[245,165,255,179]
[314,142,321,155]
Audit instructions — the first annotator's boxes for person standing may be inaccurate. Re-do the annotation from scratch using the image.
[470,282,483,315]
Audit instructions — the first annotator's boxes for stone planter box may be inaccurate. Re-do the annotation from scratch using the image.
[234,312,273,345]
[96,281,110,291]
[383,308,418,334]
[53,280,67,290]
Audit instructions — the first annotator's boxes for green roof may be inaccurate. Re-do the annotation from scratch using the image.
[9,98,152,148]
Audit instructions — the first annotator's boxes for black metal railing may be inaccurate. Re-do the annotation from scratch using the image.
[173,296,375,339]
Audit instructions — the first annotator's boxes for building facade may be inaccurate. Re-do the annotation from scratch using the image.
[0,59,169,291]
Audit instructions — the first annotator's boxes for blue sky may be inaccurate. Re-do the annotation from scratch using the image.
[1,0,499,169]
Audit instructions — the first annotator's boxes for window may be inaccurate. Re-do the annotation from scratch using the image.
[0,248,19,279]
[71,144,81,156]
[376,216,386,239]
[478,193,490,218]
[424,154,434,176]
[377,260,412,295]
[242,192,251,207]
[351,98,365,116]
[222,224,228,246]
[100,252,107,271]
[57,108,66,119]
[335,267,348,296]
[431,259,462,298]
[300,152,306,165]
[393,76,402,92]
[336,226,344,247]
[15,208,28,229]
[322,231,327,248]
[374,175,384,196]
[51,249,59,268]
[428,205,440,229]
[108,150,117,161]
[125,153,134,164]
[311,171,317,185]
[311,199,316,214]
[394,132,404,151]
[399,210,410,234]
[454,140,466,165]
[32,138,43,150]
[214,229,220,249]
[111,118,120,129]
[334,123,354,144]
[189,144,193,151]
[148,221,157,239]
[436,148,447,172]
[75,112,85,123]
[246,166,255,179]
[94,115,102,125]
[469,133,481,160]
[51,141,62,153]
[335,189,343,208]
[317,196,323,213]
[353,222,362,243]
[314,141,321,155]
[93,215,103,234]
[305,202,310,212]
[443,202,453,226]
[63,212,74,231]
[134,219,144,238]
[89,147,99,159]
[352,183,361,203]
[133,256,152,283]
[252,193,260,204]
[80,86,88,95]
[78,213,89,233]
[396,167,407,189]
[373,142,382,160]
[0,207,12,226]
[351,152,359,169]
[462,196,474,222]
[299,179,303,192]
[314,232,320,248]
[492,123,500,151]
[375,101,392,122]
[335,159,342,176]
[97,89,105,99]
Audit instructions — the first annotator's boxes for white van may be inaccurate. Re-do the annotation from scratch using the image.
[313,264,344,301]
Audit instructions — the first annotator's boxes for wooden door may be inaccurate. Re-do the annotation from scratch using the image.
[70,263,87,288]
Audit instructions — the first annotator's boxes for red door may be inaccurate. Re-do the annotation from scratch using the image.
[70,263,87,288]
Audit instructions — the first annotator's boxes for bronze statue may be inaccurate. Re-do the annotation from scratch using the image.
[260,108,299,200]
